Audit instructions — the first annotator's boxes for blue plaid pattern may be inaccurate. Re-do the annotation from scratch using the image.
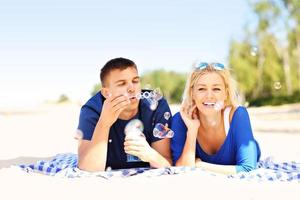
[229,156,300,182]
[18,153,300,182]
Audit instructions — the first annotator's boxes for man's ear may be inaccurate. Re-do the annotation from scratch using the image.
[101,87,110,99]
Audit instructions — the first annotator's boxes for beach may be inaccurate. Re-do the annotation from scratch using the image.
[0,102,299,199]
[1,102,300,165]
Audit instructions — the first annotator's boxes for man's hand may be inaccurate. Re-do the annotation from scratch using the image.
[195,157,202,168]
[124,135,155,162]
[99,94,130,127]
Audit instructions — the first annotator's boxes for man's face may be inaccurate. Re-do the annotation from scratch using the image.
[102,67,141,111]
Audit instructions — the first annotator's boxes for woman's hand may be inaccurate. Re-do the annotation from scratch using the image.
[180,102,200,133]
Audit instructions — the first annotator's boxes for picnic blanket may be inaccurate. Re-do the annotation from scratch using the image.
[18,153,300,182]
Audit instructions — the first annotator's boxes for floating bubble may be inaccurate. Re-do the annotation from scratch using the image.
[153,123,174,138]
[135,89,164,111]
[148,98,158,111]
[153,88,163,100]
[142,91,150,99]
[74,129,84,140]
[214,101,224,111]
[250,46,258,57]
[124,119,144,137]
[208,120,217,126]
[106,166,112,171]
[163,112,171,120]
[137,93,144,99]
[273,81,282,90]
[124,119,145,162]
[150,91,156,98]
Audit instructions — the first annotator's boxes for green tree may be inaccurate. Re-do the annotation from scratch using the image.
[141,70,186,103]
[229,0,300,105]
[282,0,300,90]
[91,83,101,96]
[89,70,187,103]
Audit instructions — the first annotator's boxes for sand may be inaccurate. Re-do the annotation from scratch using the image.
[0,102,299,199]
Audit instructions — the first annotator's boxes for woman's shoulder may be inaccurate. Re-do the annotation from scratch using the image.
[172,112,183,122]
[230,106,249,122]
[172,112,187,127]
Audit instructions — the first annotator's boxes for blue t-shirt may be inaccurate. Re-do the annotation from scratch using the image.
[171,106,261,172]
[77,91,172,170]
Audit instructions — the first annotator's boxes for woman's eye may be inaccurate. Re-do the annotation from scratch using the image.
[198,88,205,91]
[213,88,221,91]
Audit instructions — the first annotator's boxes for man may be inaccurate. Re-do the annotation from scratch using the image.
[77,57,172,172]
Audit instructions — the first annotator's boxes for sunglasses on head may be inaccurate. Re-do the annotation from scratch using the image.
[195,62,225,71]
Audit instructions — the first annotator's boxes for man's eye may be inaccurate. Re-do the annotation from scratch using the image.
[133,80,140,83]
[118,82,126,86]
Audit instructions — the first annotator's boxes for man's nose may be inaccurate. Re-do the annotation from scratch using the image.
[127,83,135,93]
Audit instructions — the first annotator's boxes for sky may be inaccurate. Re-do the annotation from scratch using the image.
[0,0,253,107]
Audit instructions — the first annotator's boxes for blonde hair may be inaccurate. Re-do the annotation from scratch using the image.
[182,65,239,108]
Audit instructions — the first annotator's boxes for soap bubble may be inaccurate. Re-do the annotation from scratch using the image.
[74,129,84,140]
[124,119,145,162]
[153,88,163,101]
[142,91,150,99]
[208,120,217,126]
[214,101,224,111]
[250,46,258,57]
[273,81,282,90]
[134,88,164,111]
[153,123,174,138]
[106,166,112,171]
[163,112,171,120]
[148,99,158,111]
[135,93,143,99]
[124,119,144,137]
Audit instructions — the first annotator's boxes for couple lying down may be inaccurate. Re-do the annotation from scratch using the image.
[75,57,260,175]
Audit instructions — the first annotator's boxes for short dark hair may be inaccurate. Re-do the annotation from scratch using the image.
[100,57,137,86]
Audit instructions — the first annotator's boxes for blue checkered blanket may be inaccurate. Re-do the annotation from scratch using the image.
[18,153,300,182]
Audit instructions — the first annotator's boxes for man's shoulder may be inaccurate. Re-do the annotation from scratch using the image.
[81,92,103,113]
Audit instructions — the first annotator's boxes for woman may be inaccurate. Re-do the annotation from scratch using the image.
[171,62,260,175]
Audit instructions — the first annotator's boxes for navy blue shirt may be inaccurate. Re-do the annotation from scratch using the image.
[171,106,261,172]
[77,91,172,169]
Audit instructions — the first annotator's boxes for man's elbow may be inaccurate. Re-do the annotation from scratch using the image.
[77,156,105,172]
[166,156,173,166]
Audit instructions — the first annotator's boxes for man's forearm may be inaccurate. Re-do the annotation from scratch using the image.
[148,148,172,168]
[78,121,110,172]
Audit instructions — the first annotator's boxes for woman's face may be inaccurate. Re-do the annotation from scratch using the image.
[192,72,227,115]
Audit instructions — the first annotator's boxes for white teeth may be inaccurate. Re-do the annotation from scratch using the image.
[203,102,215,106]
